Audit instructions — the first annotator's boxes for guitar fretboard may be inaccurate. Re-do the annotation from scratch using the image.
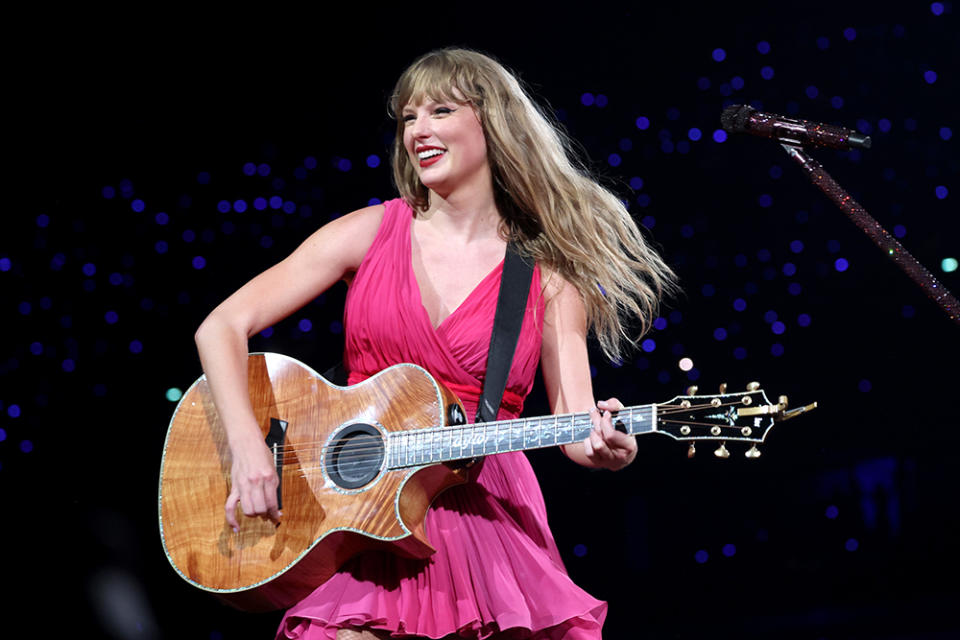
[387,405,656,468]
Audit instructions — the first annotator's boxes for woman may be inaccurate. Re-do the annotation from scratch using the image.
[194,49,675,639]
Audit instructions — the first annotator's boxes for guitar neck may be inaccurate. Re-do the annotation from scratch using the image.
[387,405,657,469]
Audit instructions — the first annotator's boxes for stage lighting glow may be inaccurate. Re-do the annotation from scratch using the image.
[607,153,622,167]
[641,338,656,353]
[192,256,206,270]
[636,194,651,208]
[757,248,771,262]
[635,116,650,130]
[940,126,953,140]
[7,404,20,418]
[257,163,271,176]
[366,154,381,168]
[714,328,728,341]
[845,538,859,551]
[166,387,183,402]
[641,214,655,228]
[788,283,802,296]
[261,236,274,248]
[893,224,906,238]
[20,440,33,453]
[580,93,594,106]
[827,239,841,253]
[283,201,296,214]
[834,258,849,272]
[695,550,708,564]
[771,321,786,335]
[298,318,313,332]
[573,544,587,558]
[843,27,857,41]
[681,224,694,238]
[712,129,727,143]
[216,200,231,213]
[197,171,211,184]
[733,298,747,312]
[253,197,267,210]
[629,177,644,190]
[702,284,715,297]
[878,118,891,132]
[760,65,774,80]
[596,95,608,108]
[924,70,937,84]
[131,199,145,212]
[763,310,778,324]
[859,379,872,393]
[154,241,168,254]
[688,128,702,141]
[62,359,75,372]
[905,118,918,131]
[816,36,829,50]
[233,199,247,213]
[756,41,770,54]
[830,95,844,109]
[678,357,693,371]
[102,185,116,198]
[182,230,195,242]
[942,258,958,273]
[783,263,797,276]
[660,140,675,154]
[697,77,711,90]
[931,2,945,16]
[731,76,744,90]
[129,340,143,354]
[712,48,726,62]
[935,186,948,199]
[242,162,256,176]
[653,317,667,330]
[733,347,747,360]
[805,85,819,99]
[722,544,736,557]
[770,343,784,357]
[825,505,839,519]
[329,320,344,334]
[105,310,118,324]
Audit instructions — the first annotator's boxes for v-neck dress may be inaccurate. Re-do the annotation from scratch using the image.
[276,199,606,640]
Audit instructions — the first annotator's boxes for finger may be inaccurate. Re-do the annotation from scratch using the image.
[225,490,241,531]
[597,397,624,412]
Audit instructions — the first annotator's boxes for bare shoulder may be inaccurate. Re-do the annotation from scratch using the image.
[540,266,584,317]
[296,203,386,274]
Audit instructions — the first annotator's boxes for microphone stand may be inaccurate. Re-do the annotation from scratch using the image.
[780,143,959,326]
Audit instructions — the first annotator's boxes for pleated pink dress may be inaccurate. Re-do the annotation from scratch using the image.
[276,199,606,639]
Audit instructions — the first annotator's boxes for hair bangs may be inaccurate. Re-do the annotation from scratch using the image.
[390,51,484,117]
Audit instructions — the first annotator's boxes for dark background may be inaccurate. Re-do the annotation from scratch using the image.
[4,4,958,638]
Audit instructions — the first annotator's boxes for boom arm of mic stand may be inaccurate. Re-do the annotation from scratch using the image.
[780,143,959,326]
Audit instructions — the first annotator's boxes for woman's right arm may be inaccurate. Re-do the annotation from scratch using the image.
[194,204,385,530]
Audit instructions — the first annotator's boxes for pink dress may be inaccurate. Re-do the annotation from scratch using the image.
[276,199,606,639]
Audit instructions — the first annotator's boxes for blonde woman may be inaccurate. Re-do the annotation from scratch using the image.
[194,48,676,640]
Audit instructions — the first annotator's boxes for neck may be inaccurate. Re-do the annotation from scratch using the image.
[419,188,502,243]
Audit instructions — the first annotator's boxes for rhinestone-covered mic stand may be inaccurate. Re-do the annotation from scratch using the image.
[781,143,959,326]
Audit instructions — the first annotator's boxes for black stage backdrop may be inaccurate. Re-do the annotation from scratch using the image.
[5,4,959,639]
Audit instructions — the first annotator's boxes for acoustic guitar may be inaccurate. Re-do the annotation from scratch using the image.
[158,352,814,611]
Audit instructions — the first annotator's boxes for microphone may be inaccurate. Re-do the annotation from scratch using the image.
[721,104,872,151]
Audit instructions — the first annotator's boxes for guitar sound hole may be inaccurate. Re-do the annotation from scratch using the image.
[325,423,385,490]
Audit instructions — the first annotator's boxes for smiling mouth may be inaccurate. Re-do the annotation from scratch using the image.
[417,149,445,167]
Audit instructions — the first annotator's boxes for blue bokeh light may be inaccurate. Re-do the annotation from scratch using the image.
[635,116,650,130]
[712,48,726,62]
[712,129,727,143]
[641,338,656,353]
[760,65,774,80]
[695,549,709,563]
[924,70,938,84]
[835,258,850,272]
[722,544,736,557]
[756,41,771,54]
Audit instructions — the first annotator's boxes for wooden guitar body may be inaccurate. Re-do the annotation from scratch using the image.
[158,353,468,611]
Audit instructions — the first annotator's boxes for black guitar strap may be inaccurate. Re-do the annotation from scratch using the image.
[475,242,535,424]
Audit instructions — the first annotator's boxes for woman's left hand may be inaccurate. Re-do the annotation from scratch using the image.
[583,398,637,471]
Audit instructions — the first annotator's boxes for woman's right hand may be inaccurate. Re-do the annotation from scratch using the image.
[225,435,282,531]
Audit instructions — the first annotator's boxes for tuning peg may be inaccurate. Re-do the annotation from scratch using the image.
[718,382,727,394]
[745,445,761,459]
[746,381,761,391]
[687,442,696,458]
[686,385,699,396]
[714,442,730,459]
[778,395,789,408]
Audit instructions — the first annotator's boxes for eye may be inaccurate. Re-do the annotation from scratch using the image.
[434,106,455,116]
[402,113,416,123]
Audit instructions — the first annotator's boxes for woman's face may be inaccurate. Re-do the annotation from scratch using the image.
[401,95,490,197]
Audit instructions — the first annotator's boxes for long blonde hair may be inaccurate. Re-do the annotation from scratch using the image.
[390,48,677,360]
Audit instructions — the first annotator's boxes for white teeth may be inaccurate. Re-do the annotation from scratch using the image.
[418,149,444,160]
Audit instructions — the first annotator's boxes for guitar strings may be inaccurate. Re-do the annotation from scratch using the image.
[256,400,747,471]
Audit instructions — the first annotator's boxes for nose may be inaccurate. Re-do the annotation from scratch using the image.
[408,113,432,139]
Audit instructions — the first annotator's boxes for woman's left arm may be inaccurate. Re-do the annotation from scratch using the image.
[540,274,638,471]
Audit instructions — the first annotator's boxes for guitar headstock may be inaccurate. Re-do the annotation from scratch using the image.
[656,382,817,459]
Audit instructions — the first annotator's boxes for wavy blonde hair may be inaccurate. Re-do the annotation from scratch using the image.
[390,48,677,360]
